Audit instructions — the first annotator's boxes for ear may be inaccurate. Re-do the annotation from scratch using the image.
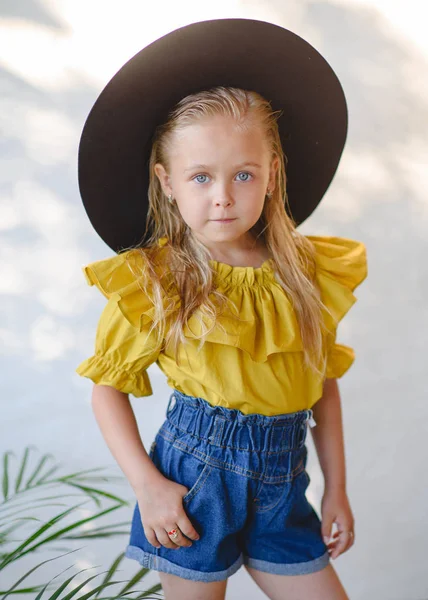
[268,155,279,192]
[154,163,173,197]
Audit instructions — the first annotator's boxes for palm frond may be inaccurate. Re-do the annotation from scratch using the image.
[0,447,162,599]
[1,548,81,598]
[1,503,126,568]
[0,494,94,515]
[1,448,125,509]
[93,552,126,597]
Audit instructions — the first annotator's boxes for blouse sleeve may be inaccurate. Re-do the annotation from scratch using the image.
[76,250,165,397]
[305,235,368,379]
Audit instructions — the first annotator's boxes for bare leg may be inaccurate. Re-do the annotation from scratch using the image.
[245,563,349,600]
[158,571,228,600]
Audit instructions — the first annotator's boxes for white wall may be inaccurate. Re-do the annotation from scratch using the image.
[1,1,427,598]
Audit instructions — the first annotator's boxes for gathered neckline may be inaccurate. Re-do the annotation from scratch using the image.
[209,257,273,270]
[209,257,275,285]
[156,236,275,283]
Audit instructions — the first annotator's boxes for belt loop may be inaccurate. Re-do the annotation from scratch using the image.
[307,408,317,428]
[166,392,177,415]
[208,416,225,445]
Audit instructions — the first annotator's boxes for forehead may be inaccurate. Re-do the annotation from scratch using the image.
[168,114,270,161]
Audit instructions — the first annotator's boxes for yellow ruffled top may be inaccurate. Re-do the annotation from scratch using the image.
[76,235,367,415]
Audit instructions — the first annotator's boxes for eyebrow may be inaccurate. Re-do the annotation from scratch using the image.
[183,162,263,173]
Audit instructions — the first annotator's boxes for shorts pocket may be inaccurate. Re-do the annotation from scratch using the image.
[182,461,213,504]
[150,433,214,506]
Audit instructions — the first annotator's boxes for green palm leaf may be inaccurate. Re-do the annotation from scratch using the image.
[1,548,81,597]
[1,446,163,598]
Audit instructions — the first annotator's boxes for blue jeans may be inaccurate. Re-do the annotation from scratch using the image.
[125,390,329,582]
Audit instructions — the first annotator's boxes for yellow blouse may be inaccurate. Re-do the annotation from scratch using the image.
[76,235,367,415]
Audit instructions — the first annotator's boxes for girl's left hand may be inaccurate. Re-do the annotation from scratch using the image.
[320,487,355,559]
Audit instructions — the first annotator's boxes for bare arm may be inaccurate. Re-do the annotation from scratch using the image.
[91,384,200,548]
[91,384,161,493]
[310,378,356,559]
[310,378,347,491]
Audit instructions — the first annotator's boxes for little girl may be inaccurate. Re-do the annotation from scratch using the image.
[77,19,367,600]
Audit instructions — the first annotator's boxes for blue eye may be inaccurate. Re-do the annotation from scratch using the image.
[236,172,252,182]
[194,174,209,184]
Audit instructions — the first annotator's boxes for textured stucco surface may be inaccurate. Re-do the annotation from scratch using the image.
[1,1,427,598]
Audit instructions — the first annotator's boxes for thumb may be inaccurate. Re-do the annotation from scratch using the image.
[322,518,333,545]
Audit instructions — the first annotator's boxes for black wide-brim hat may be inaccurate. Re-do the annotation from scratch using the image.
[78,18,348,252]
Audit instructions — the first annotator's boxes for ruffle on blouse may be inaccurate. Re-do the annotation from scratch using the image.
[306,236,367,377]
[81,235,367,365]
[325,343,355,379]
[307,235,367,328]
[185,236,366,363]
[82,246,180,331]
[183,267,304,362]
[76,354,153,396]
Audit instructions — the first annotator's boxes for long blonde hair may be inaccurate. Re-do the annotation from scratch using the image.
[127,86,330,376]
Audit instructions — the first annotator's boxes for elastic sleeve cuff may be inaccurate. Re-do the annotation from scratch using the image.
[325,343,355,379]
[76,355,153,397]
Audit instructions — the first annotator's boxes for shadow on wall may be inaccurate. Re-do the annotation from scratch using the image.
[0,0,67,29]
[0,1,427,421]
[1,2,428,598]
[0,0,106,407]
[242,0,428,392]
[235,5,428,599]
[0,0,428,408]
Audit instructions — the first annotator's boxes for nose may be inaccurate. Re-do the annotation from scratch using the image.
[214,184,234,207]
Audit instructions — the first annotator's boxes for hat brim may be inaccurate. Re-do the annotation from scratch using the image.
[78,18,348,252]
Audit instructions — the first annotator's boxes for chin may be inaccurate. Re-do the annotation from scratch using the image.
[205,231,244,242]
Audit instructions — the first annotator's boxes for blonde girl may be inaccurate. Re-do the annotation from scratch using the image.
[77,19,367,600]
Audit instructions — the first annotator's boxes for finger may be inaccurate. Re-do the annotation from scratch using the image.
[322,519,333,546]
[331,530,355,546]
[176,517,200,541]
[330,529,354,542]
[330,532,352,558]
[155,527,181,549]
[336,527,355,550]
[343,532,355,551]
[327,539,342,559]
[166,525,193,548]
[144,527,161,549]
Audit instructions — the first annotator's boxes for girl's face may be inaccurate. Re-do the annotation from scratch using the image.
[154,114,278,253]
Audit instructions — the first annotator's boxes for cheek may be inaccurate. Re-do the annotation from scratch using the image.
[240,188,266,215]
[175,196,207,224]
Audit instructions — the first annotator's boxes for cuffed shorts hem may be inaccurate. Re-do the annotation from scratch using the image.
[244,551,330,575]
[125,544,244,582]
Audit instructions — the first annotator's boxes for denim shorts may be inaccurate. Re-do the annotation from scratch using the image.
[125,390,329,582]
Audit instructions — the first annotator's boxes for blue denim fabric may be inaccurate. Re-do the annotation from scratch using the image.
[125,390,329,582]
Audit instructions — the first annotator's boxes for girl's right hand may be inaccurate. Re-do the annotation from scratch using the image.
[136,471,201,550]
